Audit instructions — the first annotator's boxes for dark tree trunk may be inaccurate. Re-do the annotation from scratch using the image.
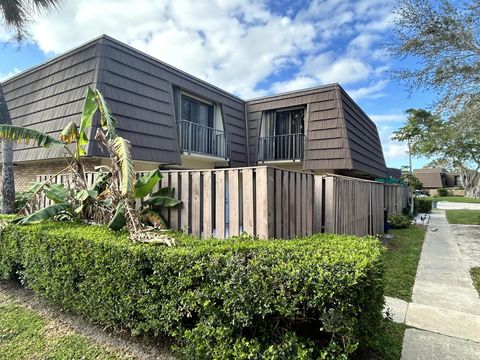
[0,84,15,213]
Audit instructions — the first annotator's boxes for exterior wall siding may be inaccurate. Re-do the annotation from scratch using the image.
[2,41,102,163]
[246,85,387,178]
[94,37,247,167]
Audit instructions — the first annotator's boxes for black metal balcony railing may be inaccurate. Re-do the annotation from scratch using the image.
[177,120,231,159]
[257,133,305,161]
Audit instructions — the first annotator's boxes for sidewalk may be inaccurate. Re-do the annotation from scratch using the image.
[386,210,480,359]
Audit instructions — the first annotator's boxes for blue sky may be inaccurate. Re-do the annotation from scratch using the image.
[0,0,437,169]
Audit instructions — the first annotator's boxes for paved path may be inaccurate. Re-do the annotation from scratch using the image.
[389,210,480,359]
[437,201,480,210]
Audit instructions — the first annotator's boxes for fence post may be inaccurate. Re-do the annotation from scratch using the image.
[256,167,274,238]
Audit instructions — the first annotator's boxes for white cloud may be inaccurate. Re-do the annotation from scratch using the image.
[269,76,318,94]
[370,113,405,123]
[301,54,373,85]
[29,0,316,98]
[14,0,396,99]
[0,68,21,82]
[347,80,388,100]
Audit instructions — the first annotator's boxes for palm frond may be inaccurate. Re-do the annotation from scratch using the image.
[0,124,64,147]
[111,136,135,196]
[94,89,117,139]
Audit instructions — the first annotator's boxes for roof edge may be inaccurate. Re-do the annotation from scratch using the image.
[245,83,339,103]
[1,35,106,86]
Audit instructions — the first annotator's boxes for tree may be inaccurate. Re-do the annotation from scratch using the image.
[394,107,480,198]
[389,0,480,114]
[392,109,438,173]
[0,0,63,213]
[401,172,423,191]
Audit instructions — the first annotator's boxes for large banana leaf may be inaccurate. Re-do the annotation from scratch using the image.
[151,186,175,198]
[74,189,98,202]
[108,200,126,230]
[135,170,162,198]
[60,121,82,158]
[77,87,98,156]
[60,121,79,144]
[43,184,69,204]
[12,203,70,224]
[143,195,181,208]
[111,137,135,196]
[0,125,64,147]
[94,89,117,139]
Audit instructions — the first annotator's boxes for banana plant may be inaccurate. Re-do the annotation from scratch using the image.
[0,87,181,243]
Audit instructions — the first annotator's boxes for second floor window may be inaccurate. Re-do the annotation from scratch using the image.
[261,107,305,137]
[180,94,214,128]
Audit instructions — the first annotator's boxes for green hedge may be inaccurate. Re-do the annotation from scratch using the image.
[415,197,433,214]
[388,214,411,229]
[0,222,384,359]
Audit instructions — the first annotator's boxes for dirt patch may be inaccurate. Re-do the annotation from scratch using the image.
[451,224,480,269]
[0,281,174,360]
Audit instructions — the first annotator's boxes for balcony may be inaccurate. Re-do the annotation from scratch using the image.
[177,120,231,159]
[257,133,305,162]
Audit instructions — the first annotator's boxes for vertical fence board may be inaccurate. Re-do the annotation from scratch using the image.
[295,173,301,235]
[191,172,201,236]
[256,167,272,238]
[282,171,289,238]
[215,171,226,239]
[242,169,255,235]
[306,174,313,235]
[229,170,240,237]
[180,172,190,233]
[275,170,282,239]
[203,171,212,237]
[169,172,179,230]
[289,173,296,239]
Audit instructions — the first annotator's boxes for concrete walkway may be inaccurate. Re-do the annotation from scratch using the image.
[386,210,480,359]
[437,201,480,210]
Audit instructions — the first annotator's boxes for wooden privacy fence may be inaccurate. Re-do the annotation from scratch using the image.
[36,167,399,238]
[384,184,410,215]
[314,175,385,236]
[159,167,313,239]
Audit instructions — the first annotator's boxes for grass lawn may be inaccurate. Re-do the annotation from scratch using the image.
[365,320,407,360]
[470,267,480,296]
[434,196,480,203]
[383,225,427,302]
[0,302,129,359]
[446,210,480,225]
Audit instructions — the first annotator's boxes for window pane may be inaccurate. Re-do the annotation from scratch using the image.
[181,95,214,127]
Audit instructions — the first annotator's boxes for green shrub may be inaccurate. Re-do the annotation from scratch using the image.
[436,188,449,197]
[387,214,411,229]
[414,197,432,214]
[0,222,384,359]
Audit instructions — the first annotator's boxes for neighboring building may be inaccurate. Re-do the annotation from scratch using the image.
[413,168,461,189]
[2,35,387,191]
[386,167,402,180]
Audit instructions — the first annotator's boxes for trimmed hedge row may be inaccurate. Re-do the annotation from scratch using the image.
[415,197,433,214]
[0,222,384,359]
